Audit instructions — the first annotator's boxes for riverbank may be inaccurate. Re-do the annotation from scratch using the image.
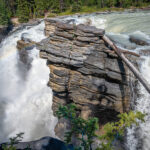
[5,5,150,27]
[53,5,150,17]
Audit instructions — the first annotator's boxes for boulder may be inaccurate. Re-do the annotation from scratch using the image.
[139,49,150,56]
[0,137,73,150]
[16,35,36,73]
[129,35,150,46]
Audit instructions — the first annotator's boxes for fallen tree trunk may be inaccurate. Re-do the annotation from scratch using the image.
[118,48,140,57]
[102,35,150,94]
[105,48,140,57]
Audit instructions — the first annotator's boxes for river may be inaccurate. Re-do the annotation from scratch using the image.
[0,22,57,142]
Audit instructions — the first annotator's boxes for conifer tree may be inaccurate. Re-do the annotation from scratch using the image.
[1,0,150,24]
[72,0,82,12]
[51,0,61,13]
[17,0,30,23]
[34,0,45,17]
[0,0,10,25]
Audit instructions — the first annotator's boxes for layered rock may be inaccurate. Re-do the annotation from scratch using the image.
[37,19,138,140]
[16,18,138,142]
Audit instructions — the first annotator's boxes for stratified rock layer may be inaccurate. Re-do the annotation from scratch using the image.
[18,18,138,141]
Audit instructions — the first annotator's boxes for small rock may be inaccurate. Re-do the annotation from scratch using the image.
[21,33,31,43]
[129,35,150,46]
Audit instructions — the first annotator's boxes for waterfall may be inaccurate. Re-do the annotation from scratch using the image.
[126,57,150,150]
[0,21,57,142]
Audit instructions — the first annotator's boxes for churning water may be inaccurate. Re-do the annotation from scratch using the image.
[0,22,57,142]
[66,10,150,150]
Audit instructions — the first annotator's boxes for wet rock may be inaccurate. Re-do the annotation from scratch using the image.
[16,37,36,75]
[129,35,150,46]
[0,26,9,43]
[0,137,73,150]
[139,49,150,56]
[21,33,32,43]
[17,38,36,50]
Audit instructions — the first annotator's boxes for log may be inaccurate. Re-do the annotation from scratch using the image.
[105,48,140,57]
[118,48,140,57]
[102,35,150,94]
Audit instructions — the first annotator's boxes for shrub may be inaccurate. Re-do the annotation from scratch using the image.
[56,104,145,150]
[2,133,24,150]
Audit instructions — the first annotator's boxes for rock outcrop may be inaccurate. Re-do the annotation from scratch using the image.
[0,137,73,150]
[0,26,9,43]
[37,19,138,140]
[17,35,36,71]
[16,18,138,142]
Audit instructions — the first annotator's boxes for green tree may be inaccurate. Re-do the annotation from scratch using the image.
[72,0,82,12]
[34,0,46,17]
[2,133,24,150]
[99,111,145,149]
[51,0,61,13]
[0,0,10,25]
[56,104,145,150]
[56,104,99,150]
[5,0,17,17]
[17,0,30,23]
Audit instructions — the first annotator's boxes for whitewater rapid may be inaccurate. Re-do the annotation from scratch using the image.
[0,21,57,142]
[66,10,150,150]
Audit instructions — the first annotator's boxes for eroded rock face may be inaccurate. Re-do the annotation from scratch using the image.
[37,19,138,140]
[17,18,138,142]
[17,38,36,70]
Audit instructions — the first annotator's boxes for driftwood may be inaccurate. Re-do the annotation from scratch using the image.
[105,48,140,57]
[118,48,140,57]
[102,35,150,94]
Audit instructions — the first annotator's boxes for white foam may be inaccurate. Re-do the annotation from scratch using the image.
[0,21,57,142]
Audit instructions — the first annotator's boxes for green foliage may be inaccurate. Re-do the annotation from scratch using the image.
[34,0,46,17]
[0,0,10,25]
[56,104,99,150]
[98,111,145,150]
[0,0,150,25]
[72,0,82,12]
[17,0,30,23]
[2,133,24,150]
[56,104,145,150]
[51,0,61,13]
